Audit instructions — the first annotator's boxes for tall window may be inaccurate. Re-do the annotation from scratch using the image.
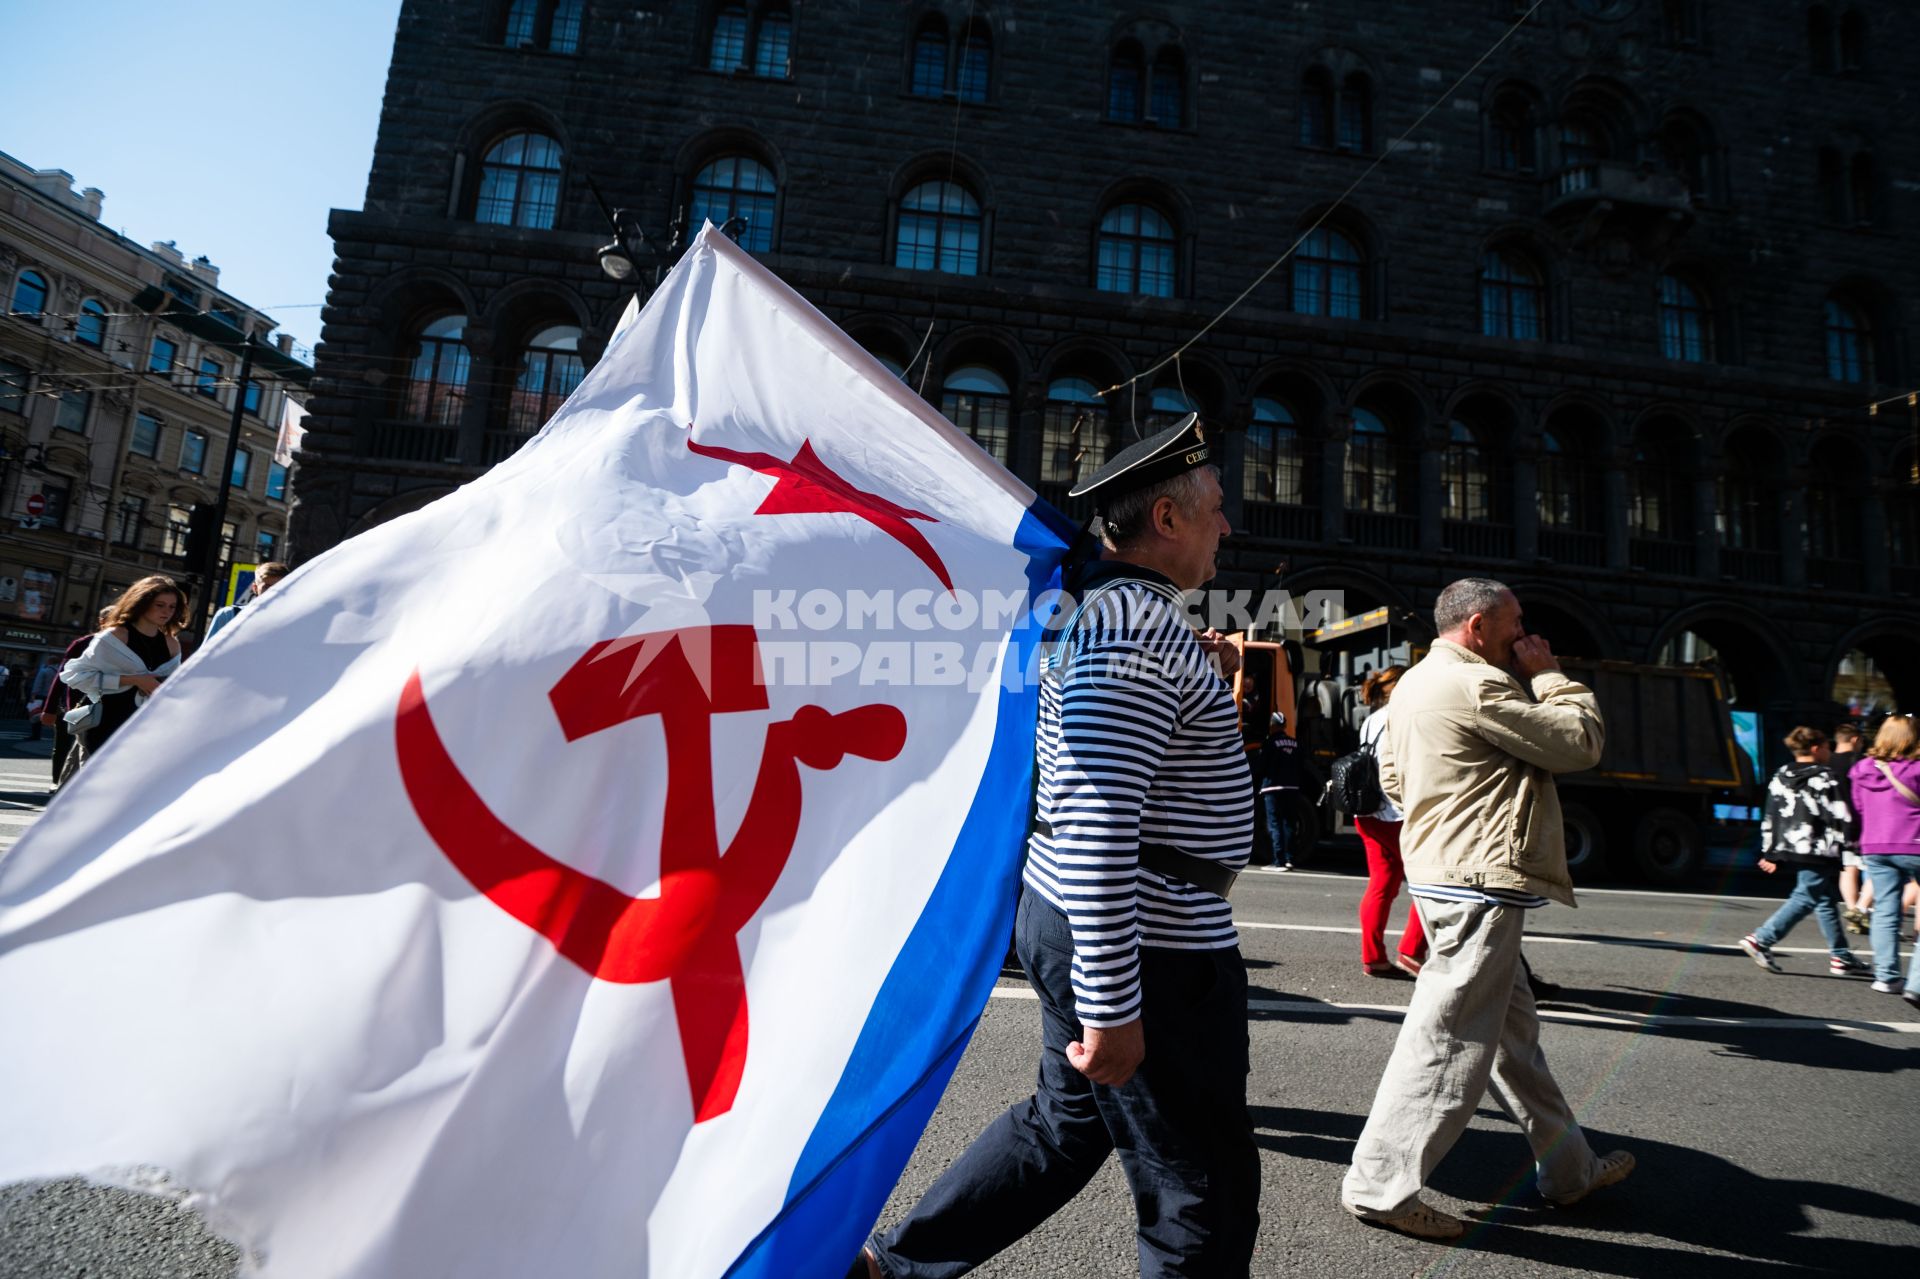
[895,181,982,275]
[1536,429,1592,530]
[1658,275,1713,362]
[54,388,90,433]
[1345,408,1398,512]
[1809,6,1834,72]
[1041,377,1107,485]
[1839,9,1867,71]
[1096,204,1177,297]
[1717,440,1778,551]
[1148,48,1184,126]
[231,448,252,490]
[691,155,777,252]
[403,315,472,427]
[1663,0,1702,45]
[115,496,146,546]
[76,299,107,347]
[1292,227,1364,319]
[1825,298,1873,383]
[1480,250,1544,341]
[942,366,1010,462]
[180,430,209,475]
[957,21,991,103]
[753,3,792,78]
[1657,118,1713,201]
[198,356,224,399]
[1629,428,1692,539]
[267,461,289,501]
[9,270,47,319]
[1559,119,1607,167]
[710,4,748,69]
[257,529,278,560]
[502,0,582,53]
[1245,396,1305,505]
[1847,153,1876,226]
[509,325,585,432]
[1299,69,1334,147]
[149,335,178,374]
[1806,442,1863,561]
[1441,421,1491,522]
[131,411,161,457]
[1488,94,1535,172]
[909,16,946,96]
[0,358,22,415]
[1107,41,1143,121]
[475,131,563,229]
[1337,74,1372,152]
[243,380,264,415]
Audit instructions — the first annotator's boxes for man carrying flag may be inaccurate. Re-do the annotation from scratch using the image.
[857,416,1260,1279]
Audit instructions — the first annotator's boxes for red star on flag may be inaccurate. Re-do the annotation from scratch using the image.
[687,436,954,590]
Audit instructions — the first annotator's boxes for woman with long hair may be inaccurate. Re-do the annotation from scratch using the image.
[1356,664,1425,978]
[1850,715,1920,1007]
[57,575,187,782]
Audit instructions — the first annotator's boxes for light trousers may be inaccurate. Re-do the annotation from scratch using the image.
[1342,895,1601,1213]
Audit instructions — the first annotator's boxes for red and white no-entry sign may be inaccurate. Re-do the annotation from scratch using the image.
[24,494,45,516]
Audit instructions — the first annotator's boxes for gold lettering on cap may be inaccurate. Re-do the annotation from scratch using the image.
[1184,449,1208,465]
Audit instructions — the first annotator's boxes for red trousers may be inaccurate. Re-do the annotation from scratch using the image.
[1356,816,1427,967]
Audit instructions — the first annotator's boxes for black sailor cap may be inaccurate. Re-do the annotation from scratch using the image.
[1067,413,1211,511]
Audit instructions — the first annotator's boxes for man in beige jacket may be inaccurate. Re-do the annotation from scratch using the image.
[1340,578,1634,1241]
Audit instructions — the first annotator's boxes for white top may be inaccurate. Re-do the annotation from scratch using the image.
[1360,707,1403,823]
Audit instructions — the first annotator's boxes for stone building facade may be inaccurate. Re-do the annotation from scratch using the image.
[0,152,307,672]
[297,0,1918,728]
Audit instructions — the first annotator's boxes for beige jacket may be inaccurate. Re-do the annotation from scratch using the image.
[1378,639,1605,907]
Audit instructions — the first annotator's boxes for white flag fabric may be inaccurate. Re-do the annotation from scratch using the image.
[0,226,1071,1277]
[272,396,307,468]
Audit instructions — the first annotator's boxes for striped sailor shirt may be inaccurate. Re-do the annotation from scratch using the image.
[1022,566,1254,1028]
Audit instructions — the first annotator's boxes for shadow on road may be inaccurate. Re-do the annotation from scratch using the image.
[1250,1105,1920,1274]
[1548,984,1919,1073]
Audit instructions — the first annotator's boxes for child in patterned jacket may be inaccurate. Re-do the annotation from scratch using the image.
[1739,726,1870,976]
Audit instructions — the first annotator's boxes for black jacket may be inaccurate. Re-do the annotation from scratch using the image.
[1760,762,1852,864]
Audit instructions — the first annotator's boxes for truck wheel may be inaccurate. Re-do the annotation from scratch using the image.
[1561,802,1608,881]
[1290,798,1322,868]
[1634,807,1703,885]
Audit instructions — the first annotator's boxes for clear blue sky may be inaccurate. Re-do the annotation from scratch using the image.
[1,0,404,359]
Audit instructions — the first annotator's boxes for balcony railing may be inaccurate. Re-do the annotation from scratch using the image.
[1441,519,1513,560]
[368,419,461,465]
[1721,546,1782,585]
[1543,162,1693,217]
[1806,556,1864,592]
[1241,501,1320,542]
[1538,528,1605,566]
[1630,537,1694,576]
[1347,510,1418,550]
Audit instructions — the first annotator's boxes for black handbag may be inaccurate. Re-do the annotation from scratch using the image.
[1325,740,1383,816]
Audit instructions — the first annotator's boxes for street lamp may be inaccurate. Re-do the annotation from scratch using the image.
[586,179,748,289]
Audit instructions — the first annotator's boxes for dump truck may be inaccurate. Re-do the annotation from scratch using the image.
[1231,609,1758,884]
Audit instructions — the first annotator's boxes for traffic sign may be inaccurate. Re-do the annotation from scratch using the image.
[24,494,44,516]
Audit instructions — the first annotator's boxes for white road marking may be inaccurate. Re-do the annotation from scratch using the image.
[1232,918,1863,958]
[1244,866,1783,906]
[986,986,1920,1034]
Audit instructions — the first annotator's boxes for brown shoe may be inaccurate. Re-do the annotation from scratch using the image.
[1548,1150,1635,1206]
[1362,962,1404,978]
[1392,953,1423,978]
[1344,1196,1466,1241]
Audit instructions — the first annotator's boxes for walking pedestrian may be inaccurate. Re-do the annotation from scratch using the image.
[57,577,187,783]
[23,660,57,740]
[855,416,1259,1278]
[44,615,106,786]
[1354,665,1425,978]
[1736,727,1870,977]
[1831,723,1871,933]
[1258,711,1308,869]
[206,560,289,641]
[1341,578,1632,1241]
[1848,715,1920,1008]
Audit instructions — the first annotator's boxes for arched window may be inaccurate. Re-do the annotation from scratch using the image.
[502,0,583,53]
[1095,203,1177,297]
[1441,421,1492,523]
[1658,275,1713,362]
[475,131,563,229]
[76,299,108,348]
[895,180,982,275]
[709,4,748,70]
[1838,9,1867,71]
[507,325,584,432]
[1292,227,1364,319]
[1717,430,1781,553]
[1107,41,1144,122]
[1488,93,1536,172]
[1245,396,1305,505]
[1536,429,1593,531]
[1042,376,1107,485]
[1806,440,1866,569]
[402,315,472,427]
[1847,153,1876,225]
[1825,298,1873,383]
[1663,0,1703,45]
[1657,118,1713,202]
[1148,48,1184,126]
[1148,385,1199,433]
[691,155,777,252]
[753,2,792,79]
[1628,422,1694,543]
[942,365,1010,461]
[1338,73,1372,153]
[1558,118,1608,167]
[1480,249,1545,341]
[1299,68,1334,147]
[909,16,947,97]
[957,20,991,103]
[10,270,48,320]
[1808,6,1834,72]
[1345,407,1402,513]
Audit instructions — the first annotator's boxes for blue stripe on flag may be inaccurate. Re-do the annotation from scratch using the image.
[724,505,1069,1279]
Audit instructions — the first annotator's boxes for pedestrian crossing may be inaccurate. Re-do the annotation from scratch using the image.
[0,745,53,858]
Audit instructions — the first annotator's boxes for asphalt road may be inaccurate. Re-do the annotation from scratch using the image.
[2,753,1916,1277]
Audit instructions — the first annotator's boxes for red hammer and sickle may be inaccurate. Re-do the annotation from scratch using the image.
[395,625,906,1122]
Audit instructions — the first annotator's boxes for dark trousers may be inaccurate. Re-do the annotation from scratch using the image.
[870,888,1259,1278]
[50,717,73,785]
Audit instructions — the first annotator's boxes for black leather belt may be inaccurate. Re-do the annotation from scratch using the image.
[1033,822,1239,900]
